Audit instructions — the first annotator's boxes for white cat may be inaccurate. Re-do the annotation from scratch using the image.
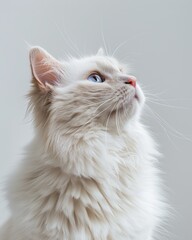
[0,47,166,240]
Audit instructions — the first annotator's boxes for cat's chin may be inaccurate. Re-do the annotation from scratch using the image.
[121,90,145,121]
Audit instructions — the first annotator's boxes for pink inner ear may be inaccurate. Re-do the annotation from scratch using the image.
[30,47,60,89]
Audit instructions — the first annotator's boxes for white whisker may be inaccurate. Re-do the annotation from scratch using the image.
[146,97,190,110]
[54,23,82,58]
[100,19,109,55]
[112,41,128,57]
[146,105,192,143]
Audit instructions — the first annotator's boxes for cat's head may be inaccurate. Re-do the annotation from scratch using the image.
[29,47,145,137]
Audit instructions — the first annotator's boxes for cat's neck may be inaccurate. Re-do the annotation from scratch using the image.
[27,124,136,181]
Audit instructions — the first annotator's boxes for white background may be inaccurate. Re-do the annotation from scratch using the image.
[0,1,192,239]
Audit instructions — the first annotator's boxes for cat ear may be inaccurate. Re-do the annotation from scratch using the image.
[97,48,105,56]
[29,47,62,90]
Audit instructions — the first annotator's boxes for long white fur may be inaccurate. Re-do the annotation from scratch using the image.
[0,47,166,240]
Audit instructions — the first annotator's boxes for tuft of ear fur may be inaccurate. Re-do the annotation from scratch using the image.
[97,48,105,56]
[29,47,62,91]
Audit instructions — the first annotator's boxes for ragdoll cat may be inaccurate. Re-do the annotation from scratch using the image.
[0,47,165,240]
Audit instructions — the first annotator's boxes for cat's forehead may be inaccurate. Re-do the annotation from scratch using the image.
[87,56,122,72]
[95,58,120,74]
[68,55,127,75]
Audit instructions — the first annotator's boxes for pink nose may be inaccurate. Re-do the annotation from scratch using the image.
[125,75,137,88]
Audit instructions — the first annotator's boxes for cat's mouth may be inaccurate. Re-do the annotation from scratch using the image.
[134,92,140,102]
[134,87,142,103]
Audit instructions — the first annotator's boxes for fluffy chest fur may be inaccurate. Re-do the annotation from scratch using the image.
[5,126,162,240]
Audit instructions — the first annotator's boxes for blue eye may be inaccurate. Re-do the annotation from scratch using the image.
[87,74,104,83]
